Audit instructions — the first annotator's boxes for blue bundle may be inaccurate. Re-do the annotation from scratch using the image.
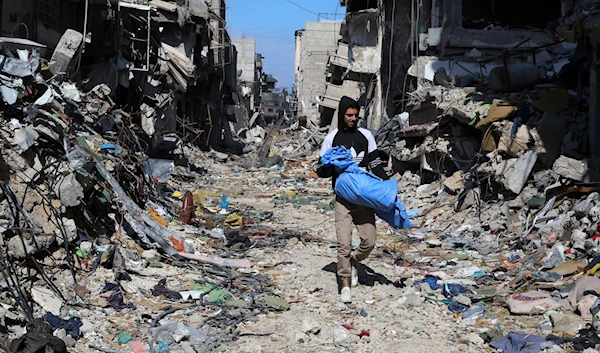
[321,146,413,229]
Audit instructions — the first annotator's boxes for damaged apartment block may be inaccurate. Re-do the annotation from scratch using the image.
[2,0,253,156]
[289,0,600,206]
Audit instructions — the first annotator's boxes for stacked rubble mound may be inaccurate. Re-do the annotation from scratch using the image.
[0,35,311,353]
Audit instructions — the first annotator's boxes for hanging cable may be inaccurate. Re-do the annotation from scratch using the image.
[286,0,319,16]
[67,0,89,78]
[10,23,29,39]
[384,0,397,116]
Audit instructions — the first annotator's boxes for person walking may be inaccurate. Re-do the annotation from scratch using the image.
[316,96,388,303]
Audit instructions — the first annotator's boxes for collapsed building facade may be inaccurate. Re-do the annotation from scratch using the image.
[292,0,600,198]
[293,22,342,129]
[231,38,260,122]
[2,0,248,154]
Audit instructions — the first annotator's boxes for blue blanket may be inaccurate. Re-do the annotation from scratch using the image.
[321,146,413,230]
[490,332,546,353]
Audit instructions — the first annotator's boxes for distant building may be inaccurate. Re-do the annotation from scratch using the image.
[293,22,342,126]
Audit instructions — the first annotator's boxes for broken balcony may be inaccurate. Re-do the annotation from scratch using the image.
[343,9,381,75]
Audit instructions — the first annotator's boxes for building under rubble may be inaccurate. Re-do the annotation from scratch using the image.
[293,0,600,191]
[1,0,255,154]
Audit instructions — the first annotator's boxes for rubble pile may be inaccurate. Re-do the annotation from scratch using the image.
[0,40,308,353]
[335,2,600,351]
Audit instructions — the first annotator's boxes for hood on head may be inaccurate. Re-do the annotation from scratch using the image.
[337,96,360,132]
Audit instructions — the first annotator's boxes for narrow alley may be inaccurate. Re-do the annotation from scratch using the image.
[2,0,600,353]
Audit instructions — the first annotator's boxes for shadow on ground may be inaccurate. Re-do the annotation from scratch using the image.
[322,262,406,293]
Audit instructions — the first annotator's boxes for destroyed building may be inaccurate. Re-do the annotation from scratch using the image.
[232,38,261,117]
[289,0,600,195]
[1,0,250,154]
[293,21,342,129]
[10,0,600,351]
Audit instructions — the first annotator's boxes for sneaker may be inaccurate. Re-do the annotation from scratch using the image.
[351,265,359,287]
[340,287,352,303]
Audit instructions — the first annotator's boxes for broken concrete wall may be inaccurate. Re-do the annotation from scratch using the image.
[345,10,379,47]
[295,21,342,124]
[232,38,257,112]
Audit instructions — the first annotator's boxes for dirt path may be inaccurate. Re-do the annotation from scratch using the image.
[223,167,477,353]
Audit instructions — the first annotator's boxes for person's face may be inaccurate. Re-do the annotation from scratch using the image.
[344,107,359,128]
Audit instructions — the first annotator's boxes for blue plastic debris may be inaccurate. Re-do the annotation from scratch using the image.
[415,276,441,290]
[447,301,470,313]
[100,143,122,154]
[406,208,421,219]
[442,283,472,298]
[220,195,230,209]
[462,306,485,319]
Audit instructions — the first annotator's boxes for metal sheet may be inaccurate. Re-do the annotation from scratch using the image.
[0,37,46,48]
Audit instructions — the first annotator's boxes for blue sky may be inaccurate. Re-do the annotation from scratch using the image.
[227,0,345,90]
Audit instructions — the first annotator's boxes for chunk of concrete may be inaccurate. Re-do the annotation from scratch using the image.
[7,234,55,258]
[12,126,39,154]
[301,318,321,334]
[444,171,466,194]
[503,151,538,194]
[53,173,84,207]
[549,312,586,335]
[553,156,588,181]
[31,286,63,316]
[49,29,83,75]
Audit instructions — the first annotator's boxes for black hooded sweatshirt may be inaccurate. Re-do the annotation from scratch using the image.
[317,96,388,188]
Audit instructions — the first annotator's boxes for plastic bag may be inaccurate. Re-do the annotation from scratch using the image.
[322,146,413,230]
[150,322,207,344]
[335,172,397,211]
[375,202,414,230]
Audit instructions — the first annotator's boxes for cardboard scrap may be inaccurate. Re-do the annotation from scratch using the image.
[548,260,586,276]
[476,102,517,129]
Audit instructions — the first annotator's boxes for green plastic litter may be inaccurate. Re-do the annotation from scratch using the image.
[75,247,87,259]
[316,204,333,211]
[191,284,216,294]
[477,288,497,296]
[116,333,133,344]
[480,329,503,343]
[215,344,226,352]
[469,113,479,126]
[264,296,290,311]
[148,259,163,268]
[401,255,418,263]
[102,189,112,203]
[205,289,229,303]
[528,196,547,208]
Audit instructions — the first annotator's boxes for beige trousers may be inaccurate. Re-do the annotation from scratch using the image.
[334,195,377,279]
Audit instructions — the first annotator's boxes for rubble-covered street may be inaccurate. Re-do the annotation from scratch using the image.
[7,0,600,352]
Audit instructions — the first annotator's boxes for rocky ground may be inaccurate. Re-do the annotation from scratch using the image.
[7,149,593,353]
[207,159,540,353]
